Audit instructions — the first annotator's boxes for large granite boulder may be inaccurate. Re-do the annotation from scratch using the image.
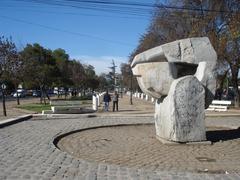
[131,37,217,108]
[131,37,217,142]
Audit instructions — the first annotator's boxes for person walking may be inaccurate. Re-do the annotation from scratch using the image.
[103,91,111,111]
[112,91,119,112]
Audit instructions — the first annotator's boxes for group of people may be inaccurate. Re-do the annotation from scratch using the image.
[103,91,119,112]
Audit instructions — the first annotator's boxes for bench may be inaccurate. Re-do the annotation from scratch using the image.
[207,100,231,112]
[51,106,94,114]
[50,100,83,106]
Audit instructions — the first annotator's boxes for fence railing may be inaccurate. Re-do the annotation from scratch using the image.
[126,91,156,103]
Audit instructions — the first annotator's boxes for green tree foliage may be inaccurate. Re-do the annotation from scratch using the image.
[21,43,59,89]
[20,43,60,103]
[98,73,110,90]
[20,43,101,96]
[68,59,85,89]
[52,48,72,88]
[1,38,102,101]
[83,64,99,91]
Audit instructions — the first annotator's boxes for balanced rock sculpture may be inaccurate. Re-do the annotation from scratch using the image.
[131,37,217,142]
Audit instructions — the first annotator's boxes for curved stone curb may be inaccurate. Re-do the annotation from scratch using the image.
[36,113,97,117]
[0,114,32,128]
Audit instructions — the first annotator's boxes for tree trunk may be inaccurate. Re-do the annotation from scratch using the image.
[219,70,229,90]
[64,88,67,99]
[46,90,50,101]
[43,92,46,105]
[43,87,46,105]
[230,64,239,108]
[57,87,60,98]
[16,90,20,105]
[40,86,43,104]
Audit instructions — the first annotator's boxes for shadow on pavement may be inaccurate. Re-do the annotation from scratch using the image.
[206,128,240,142]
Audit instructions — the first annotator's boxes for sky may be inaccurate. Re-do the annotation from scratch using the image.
[0,0,156,74]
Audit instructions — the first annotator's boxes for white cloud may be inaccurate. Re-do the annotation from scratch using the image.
[71,55,128,75]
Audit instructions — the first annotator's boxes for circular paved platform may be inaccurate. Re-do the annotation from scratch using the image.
[57,124,240,174]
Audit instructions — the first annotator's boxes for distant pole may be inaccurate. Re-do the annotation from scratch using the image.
[2,91,6,116]
[113,60,117,90]
[1,84,7,116]
[109,60,117,91]
[130,73,133,105]
[120,75,123,98]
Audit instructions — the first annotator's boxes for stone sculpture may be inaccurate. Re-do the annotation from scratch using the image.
[131,37,217,142]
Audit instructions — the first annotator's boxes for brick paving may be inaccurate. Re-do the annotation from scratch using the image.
[0,114,240,179]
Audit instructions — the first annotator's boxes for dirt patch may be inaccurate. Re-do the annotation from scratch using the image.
[57,124,240,173]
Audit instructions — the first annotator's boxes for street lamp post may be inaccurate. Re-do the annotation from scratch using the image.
[1,84,7,116]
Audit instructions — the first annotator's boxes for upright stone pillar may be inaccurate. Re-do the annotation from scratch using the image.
[145,95,149,101]
[92,95,98,111]
[97,95,100,106]
[155,76,206,142]
[151,98,155,103]
[137,93,140,98]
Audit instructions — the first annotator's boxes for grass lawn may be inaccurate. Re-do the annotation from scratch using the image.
[17,103,51,113]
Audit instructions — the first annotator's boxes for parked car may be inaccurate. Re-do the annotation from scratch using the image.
[26,90,33,96]
[53,87,65,95]
[32,90,41,97]
[13,89,26,98]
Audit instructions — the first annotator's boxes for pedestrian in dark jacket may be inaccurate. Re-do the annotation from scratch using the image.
[103,91,111,111]
[112,91,119,112]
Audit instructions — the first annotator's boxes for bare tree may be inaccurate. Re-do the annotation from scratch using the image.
[130,0,240,106]
[0,36,21,105]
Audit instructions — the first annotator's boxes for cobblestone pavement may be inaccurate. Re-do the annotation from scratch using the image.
[1,115,240,179]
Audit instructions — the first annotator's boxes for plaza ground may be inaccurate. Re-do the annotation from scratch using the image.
[0,97,41,121]
[0,95,240,179]
[1,95,240,121]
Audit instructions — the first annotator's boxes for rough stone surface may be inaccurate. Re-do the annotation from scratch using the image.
[155,76,206,142]
[131,37,217,143]
[131,37,217,105]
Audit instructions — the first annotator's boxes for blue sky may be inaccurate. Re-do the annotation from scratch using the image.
[0,0,156,74]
